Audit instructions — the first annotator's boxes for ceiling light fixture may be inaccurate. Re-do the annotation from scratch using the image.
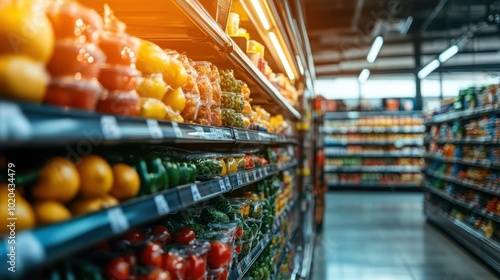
[269,31,295,80]
[418,59,440,79]
[438,45,459,63]
[367,36,384,63]
[358,68,370,83]
[252,0,270,30]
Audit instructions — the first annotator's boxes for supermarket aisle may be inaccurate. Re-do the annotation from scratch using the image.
[310,192,499,280]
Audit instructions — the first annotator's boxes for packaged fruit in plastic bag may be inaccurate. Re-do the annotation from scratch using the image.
[137,73,168,100]
[219,69,241,93]
[136,39,171,75]
[211,106,222,126]
[195,104,212,126]
[197,74,214,104]
[139,97,167,119]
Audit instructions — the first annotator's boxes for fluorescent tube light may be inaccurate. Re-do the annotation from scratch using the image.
[438,45,459,63]
[296,55,304,75]
[269,31,295,80]
[252,0,270,30]
[367,36,384,63]
[358,68,370,83]
[418,59,440,79]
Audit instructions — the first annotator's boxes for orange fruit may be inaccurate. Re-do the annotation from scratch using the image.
[162,58,188,89]
[110,164,140,200]
[100,194,119,208]
[0,185,35,233]
[33,201,71,225]
[0,1,55,62]
[32,157,80,203]
[77,155,113,198]
[136,40,171,74]
[0,54,49,103]
[162,87,186,113]
[70,197,103,216]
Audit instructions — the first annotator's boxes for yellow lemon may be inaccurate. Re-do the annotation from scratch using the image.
[162,87,186,113]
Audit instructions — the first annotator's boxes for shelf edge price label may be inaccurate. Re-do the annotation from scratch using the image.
[171,122,183,138]
[236,173,243,185]
[107,207,129,234]
[194,126,205,139]
[245,131,250,140]
[245,172,250,183]
[224,177,232,190]
[252,170,257,180]
[101,116,121,139]
[234,129,240,140]
[237,265,243,275]
[190,184,202,202]
[154,194,170,215]
[244,255,251,266]
[219,179,226,191]
[147,119,163,139]
[258,168,263,178]
[263,168,269,176]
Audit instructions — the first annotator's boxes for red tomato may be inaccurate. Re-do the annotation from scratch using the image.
[106,257,130,280]
[185,255,206,279]
[207,241,231,269]
[235,227,243,238]
[123,252,137,267]
[152,225,172,244]
[173,228,196,245]
[141,268,172,280]
[124,229,146,244]
[141,242,163,267]
[162,252,187,280]
[220,268,228,280]
[235,244,241,254]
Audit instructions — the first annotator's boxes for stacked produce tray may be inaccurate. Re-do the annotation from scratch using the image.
[323,111,424,190]
[424,105,500,273]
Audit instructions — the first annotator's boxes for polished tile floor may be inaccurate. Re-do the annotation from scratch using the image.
[310,192,500,280]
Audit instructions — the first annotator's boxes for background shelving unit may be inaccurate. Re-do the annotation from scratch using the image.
[423,106,500,274]
[323,111,424,191]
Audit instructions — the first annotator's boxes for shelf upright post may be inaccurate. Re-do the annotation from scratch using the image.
[414,37,423,111]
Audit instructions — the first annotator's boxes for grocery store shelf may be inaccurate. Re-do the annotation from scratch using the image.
[324,111,423,119]
[324,165,421,173]
[0,101,297,147]
[326,151,422,158]
[229,198,297,280]
[424,170,500,196]
[424,184,500,223]
[425,205,500,273]
[0,162,297,277]
[424,154,500,170]
[325,140,424,147]
[425,137,500,146]
[328,183,422,189]
[425,106,500,126]
[272,227,300,279]
[324,126,426,134]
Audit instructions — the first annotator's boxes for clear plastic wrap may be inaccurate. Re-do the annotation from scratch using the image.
[194,104,212,126]
[210,105,222,126]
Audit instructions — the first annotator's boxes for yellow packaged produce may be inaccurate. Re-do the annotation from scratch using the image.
[0,0,55,62]
[33,201,72,225]
[0,54,49,103]
[139,97,167,119]
[136,73,168,100]
[162,87,186,113]
[225,157,238,174]
[162,58,188,89]
[136,39,171,74]
[32,157,80,203]
[217,158,227,176]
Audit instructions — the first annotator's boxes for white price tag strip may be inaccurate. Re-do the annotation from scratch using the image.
[147,119,163,139]
[245,172,250,183]
[101,116,121,139]
[224,177,232,190]
[245,131,250,140]
[258,169,263,178]
[194,126,205,139]
[237,265,243,275]
[237,174,243,185]
[219,179,226,191]
[252,170,257,180]
[171,122,183,138]
[234,129,240,139]
[264,168,269,176]
[190,184,202,202]
[107,207,129,234]
[154,194,170,215]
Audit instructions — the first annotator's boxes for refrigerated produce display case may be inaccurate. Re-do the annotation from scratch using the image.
[323,111,425,190]
[0,0,317,279]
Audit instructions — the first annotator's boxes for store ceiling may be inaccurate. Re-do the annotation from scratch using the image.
[303,0,500,77]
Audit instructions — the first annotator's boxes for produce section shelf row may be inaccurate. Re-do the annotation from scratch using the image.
[329,183,422,189]
[324,126,426,134]
[324,165,421,173]
[425,170,500,196]
[425,106,500,126]
[0,162,297,277]
[425,205,500,273]
[424,154,500,170]
[424,183,500,223]
[228,198,297,280]
[0,101,297,147]
[271,226,300,280]
[425,137,500,146]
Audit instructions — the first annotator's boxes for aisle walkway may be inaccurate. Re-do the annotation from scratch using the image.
[310,192,499,280]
